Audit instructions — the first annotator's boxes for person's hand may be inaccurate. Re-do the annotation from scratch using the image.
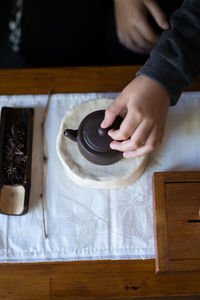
[114,0,169,53]
[101,75,170,158]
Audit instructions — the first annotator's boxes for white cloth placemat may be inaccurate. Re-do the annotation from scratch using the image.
[0,92,199,263]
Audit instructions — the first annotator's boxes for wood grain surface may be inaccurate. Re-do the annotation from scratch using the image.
[0,67,200,299]
[154,171,200,274]
[0,66,200,95]
[0,66,138,95]
[1,260,200,300]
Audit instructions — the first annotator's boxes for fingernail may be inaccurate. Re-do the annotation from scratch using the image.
[101,119,109,128]
[108,129,114,136]
[124,151,136,158]
[110,143,117,150]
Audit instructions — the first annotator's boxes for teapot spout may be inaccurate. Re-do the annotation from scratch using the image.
[63,129,78,142]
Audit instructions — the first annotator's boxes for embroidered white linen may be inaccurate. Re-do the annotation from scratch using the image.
[0,92,199,263]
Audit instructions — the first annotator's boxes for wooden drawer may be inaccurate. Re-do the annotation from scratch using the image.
[153,171,200,273]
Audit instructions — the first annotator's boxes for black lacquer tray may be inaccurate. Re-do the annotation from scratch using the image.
[0,107,34,215]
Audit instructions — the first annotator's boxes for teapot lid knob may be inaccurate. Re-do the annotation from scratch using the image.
[98,127,108,137]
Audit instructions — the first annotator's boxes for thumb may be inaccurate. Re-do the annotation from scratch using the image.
[101,97,125,128]
[145,0,169,30]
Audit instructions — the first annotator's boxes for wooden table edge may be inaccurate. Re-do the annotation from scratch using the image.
[0,66,200,299]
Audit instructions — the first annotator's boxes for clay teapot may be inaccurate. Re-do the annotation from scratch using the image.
[63,110,123,165]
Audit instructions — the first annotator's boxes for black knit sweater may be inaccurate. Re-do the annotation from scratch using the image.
[137,0,200,105]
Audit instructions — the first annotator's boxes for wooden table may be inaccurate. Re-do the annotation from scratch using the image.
[0,66,200,300]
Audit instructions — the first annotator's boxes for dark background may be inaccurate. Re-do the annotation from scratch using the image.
[0,0,148,69]
[0,0,182,69]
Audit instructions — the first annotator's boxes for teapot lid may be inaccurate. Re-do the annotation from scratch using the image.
[79,110,122,153]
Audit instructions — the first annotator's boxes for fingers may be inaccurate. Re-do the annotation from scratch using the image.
[124,125,164,158]
[102,75,170,158]
[145,0,169,30]
[137,15,160,44]
[120,28,154,53]
[101,95,125,128]
[127,29,154,53]
[119,33,140,53]
[108,109,141,141]
[110,119,153,151]
[114,0,169,54]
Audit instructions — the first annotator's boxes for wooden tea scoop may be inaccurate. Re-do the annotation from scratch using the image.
[0,185,25,215]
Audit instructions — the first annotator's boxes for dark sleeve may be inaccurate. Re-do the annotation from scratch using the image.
[136,0,200,105]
